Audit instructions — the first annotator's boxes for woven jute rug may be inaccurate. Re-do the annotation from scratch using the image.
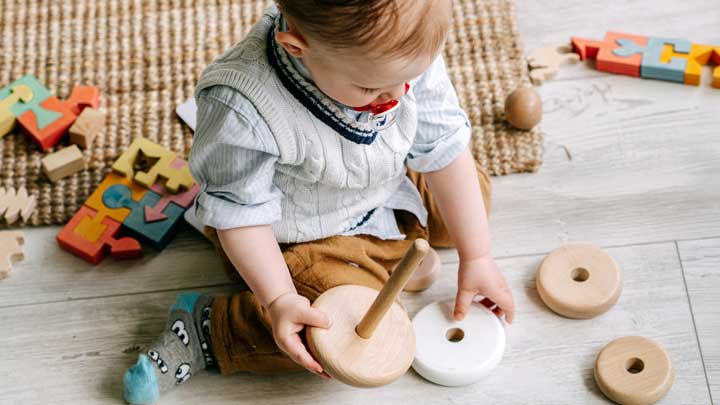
[0,0,542,227]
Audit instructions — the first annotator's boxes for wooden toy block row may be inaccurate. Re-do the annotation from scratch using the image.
[0,74,101,149]
[112,137,195,193]
[572,32,720,87]
[69,107,105,149]
[0,231,24,280]
[0,186,36,224]
[57,205,142,265]
[41,145,85,182]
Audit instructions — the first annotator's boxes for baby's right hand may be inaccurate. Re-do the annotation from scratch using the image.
[267,292,332,378]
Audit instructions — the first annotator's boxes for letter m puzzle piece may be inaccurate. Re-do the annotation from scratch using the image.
[112,137,195,193]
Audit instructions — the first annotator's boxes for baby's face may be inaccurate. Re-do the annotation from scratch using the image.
[301,45,436,108]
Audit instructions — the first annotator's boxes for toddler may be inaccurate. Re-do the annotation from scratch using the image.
[123,1,514,403]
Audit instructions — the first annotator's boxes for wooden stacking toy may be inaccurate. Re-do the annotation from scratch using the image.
[306,239,429,388]
[536,244,622,319]
[594,336,674,404]
[504,87,542,130]
[412,299,505,386]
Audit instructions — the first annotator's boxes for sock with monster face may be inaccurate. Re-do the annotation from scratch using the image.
[123,293,215,404]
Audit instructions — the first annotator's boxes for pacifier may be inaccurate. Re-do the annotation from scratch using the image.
[353,83,410,131]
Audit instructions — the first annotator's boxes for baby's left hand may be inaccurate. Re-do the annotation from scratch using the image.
[454,255,515,323]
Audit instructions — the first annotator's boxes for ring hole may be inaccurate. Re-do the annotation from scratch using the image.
[571,267,590,282]
[625,358,644,374]
[446,328,465,342]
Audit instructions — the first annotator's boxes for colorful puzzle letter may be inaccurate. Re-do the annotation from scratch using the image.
[64,85,101,116]
[112,138,195,193]
[681,44,720,87]
[18,96,77,151]
[572,32,648,77]
[57,205,142,265]
[0,75,58,138]
[616,37,692,83]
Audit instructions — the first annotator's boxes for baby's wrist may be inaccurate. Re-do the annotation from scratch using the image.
[265,289,297,311]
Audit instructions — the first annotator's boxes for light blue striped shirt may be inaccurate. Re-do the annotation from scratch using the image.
[190,53,471,240]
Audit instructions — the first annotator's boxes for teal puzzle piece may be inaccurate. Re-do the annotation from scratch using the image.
[613,37,692,83]
[103,184,184,250]
[0,75,61,129]
[641,37,692,83]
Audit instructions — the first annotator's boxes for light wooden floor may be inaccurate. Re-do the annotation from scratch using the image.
[1,1,718,404]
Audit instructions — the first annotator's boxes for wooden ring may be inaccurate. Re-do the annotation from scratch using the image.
[536,244,622,319]
[594,336,674,404]
[403,247,440,292]
[412,300,505,386]
[306,285,415,387]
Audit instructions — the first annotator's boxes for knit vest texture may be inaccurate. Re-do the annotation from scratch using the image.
[195,7,418,243]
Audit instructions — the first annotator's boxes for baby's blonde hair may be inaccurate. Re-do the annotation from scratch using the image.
[276,0,452,59]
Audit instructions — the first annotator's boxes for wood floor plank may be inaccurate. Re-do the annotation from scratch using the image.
[489,75,720,257]
[678,238,720,402]
[0,243,709,404]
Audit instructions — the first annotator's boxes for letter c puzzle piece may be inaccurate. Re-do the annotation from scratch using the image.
[57,205,142,265]
[103,184,185,249]
[112,137,195,193]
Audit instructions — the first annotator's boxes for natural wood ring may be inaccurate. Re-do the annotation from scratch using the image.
[594,336,674,405]
[306,285,415,388]
[536,244,622,319]
[404,247,440,292]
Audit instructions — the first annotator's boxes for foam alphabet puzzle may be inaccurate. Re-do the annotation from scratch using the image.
[56,206,142,265]
[572,32,720,88]
[112,137,195,193]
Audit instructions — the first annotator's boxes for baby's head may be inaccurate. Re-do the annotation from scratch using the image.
[275,0,452,108]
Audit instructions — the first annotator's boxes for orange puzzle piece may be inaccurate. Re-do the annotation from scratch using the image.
[64,85,100,116]
[57,205,142,265]
[17,96,77,151]
[572,32,649,77]
[112,137,195,193]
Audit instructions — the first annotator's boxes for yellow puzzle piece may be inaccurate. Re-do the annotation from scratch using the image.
[0,85,33,137]
[112,137,195,193]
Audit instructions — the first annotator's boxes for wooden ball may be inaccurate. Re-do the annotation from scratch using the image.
[306,285,415,388]
[412,300,505,386]
[595,336,674,405]
[536,244,622,319]
[504,87,543,129]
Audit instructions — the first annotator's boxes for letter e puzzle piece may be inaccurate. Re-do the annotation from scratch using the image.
[57,205,142,265]
[0,231,24,280]
[103,184,185,249]
[112,137,195,193]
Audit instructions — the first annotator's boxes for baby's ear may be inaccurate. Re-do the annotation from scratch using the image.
[276,31,308,58]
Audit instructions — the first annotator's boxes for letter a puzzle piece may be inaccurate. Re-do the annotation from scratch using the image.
[636,37,692,83]
[573,32,649,77]
[112,137,195,193]
[18,96,77,151]
[145,158,200,222]
[103,184,185,250]
[85,172,148,225]
[57,205,142,265]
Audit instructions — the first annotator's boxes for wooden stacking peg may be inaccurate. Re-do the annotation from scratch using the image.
[307,239,429,388]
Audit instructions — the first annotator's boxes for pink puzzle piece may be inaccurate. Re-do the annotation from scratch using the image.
[145,158,199,223]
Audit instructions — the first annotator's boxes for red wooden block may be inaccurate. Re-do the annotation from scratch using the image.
[57,205,142,265]
[18,96,77,151]
[65,85,101,116]
[572,32,649,77]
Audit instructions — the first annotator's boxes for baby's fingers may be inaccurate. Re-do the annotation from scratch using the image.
[454,289,476,321]
[487,287,515,324]
[279,334,327,377]
[301,306,332,329]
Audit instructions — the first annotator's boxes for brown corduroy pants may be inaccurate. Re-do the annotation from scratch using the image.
[205,167,491,375]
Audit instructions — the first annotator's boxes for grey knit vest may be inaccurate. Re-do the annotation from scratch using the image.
[195,7,418,243]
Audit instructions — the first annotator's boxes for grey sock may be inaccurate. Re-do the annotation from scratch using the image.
[124,293,214,404]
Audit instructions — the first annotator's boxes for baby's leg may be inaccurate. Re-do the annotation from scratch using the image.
[123,293,214,404]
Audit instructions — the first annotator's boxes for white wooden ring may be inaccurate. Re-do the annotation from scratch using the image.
[536,244,622,319]
[412,300,505,386]
[594,336,674,405]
